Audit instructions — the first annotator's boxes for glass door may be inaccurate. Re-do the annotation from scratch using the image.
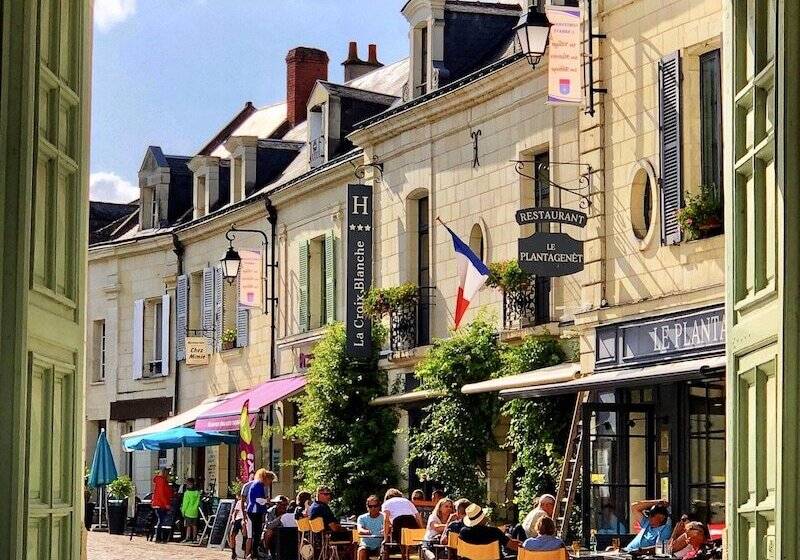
[582,403,655,544]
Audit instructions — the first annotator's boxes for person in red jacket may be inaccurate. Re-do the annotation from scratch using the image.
[152,468,174,543]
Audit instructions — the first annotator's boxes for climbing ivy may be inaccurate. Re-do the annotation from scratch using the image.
[408,318,504,502]
[288,322,399,515]
[500,336,574,517]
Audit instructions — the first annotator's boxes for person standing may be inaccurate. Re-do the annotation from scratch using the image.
[180,478,201,543]
[381,488,423,544]
[152,468,174,543]
[246,469,272,560]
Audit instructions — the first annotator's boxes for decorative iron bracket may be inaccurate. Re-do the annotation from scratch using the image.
[225,224,278,313]
[511,160,593,209]
[471,129,482,168]
[351,156,384,184]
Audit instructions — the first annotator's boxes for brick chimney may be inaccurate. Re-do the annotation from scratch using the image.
[342,42,384,82]
[286,47,329,127]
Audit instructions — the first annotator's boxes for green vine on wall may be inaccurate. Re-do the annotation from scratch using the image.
[486,260,533,292]
[363,283,418,318]
[287,322,399,515]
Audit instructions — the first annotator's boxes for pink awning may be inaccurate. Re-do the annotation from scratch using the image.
[194,375,307,432]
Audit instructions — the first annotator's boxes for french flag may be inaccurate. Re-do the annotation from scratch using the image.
[439,219,489,329]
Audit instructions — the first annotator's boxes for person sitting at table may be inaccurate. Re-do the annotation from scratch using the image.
[294,491,312,519]
[623,500,672,552]
[597,502,624,535]
[263,495,290,554]
[381,488,423,544]
[459,503,521,556]
[522,494,555,538]
[411,489,426,502]
[522,516,565,552]
[423,498,454,560]
[357,495,385,560]
[440,498,471,545]
[432,489,446,503]
[670,521,711,559]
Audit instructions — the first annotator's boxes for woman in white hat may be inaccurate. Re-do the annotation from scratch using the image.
[458,504,521,556]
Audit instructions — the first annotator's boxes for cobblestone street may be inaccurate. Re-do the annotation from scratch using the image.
[87,531,230,560]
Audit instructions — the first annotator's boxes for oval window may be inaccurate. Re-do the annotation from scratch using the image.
[469,223,484,261]
[630,168,655,241]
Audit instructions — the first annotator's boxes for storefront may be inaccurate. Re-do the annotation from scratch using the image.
[502,305,726,547]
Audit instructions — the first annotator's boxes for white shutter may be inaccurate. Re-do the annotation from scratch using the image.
[161,293,171,375]
[236,305,249,348]
[175,275,188,361]
[132,299,144,379]
[214,266,224,352]
[202,268,214,347]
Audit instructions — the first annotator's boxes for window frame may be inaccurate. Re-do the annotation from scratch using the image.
[699,49,723,200]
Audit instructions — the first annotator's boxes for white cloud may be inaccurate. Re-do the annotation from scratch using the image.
[94,0,137,32]
[90,172,139,203]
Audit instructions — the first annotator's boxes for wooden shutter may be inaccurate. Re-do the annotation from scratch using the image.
[175,275,188,361]
[659,50,683,245]
[236,305,249,347]
[299,240,310,333]
[132,299,144,379]
[214,266,224,351]
[324,231,336,324]
[202,268,215,347]
[161,293,171,375]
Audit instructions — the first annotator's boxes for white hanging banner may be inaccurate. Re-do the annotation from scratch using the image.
[546,4,583,106]
[238,249,263,308]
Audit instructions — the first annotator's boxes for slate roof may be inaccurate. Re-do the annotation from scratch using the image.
[89,201,139,244]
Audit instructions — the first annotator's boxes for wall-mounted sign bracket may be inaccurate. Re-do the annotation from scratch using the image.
[585,0,608,117]
[511,159,593,209]
[351,156,384,184]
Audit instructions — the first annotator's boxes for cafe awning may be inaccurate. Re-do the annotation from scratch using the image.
[195,375,307,432]
[121,393,238,441]
[370,389,445,406]
[500,354,726,399]
[461,362,581,395]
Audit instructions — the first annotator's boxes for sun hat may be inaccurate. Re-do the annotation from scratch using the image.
[463,503,486,527]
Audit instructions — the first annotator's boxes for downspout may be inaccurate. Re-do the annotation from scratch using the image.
[265,198,278,471]
[171,233,185,475]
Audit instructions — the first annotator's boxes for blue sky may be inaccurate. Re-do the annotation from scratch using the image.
[90,0,410,202]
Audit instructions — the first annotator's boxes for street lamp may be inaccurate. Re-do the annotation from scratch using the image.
[220,244,241,284]
[514,4,551,68]
[221,225,276,313]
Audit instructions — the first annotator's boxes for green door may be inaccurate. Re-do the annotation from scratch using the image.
[0,1,92,559]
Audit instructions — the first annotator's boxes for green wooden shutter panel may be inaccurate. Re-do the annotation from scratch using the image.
[299,240,310,333]
[175,275,188,361]
[659,51,683,245]
[325,231,336,323]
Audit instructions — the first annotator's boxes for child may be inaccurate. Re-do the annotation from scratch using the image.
[180,478,201,543]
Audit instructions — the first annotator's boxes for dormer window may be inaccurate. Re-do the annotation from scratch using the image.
[231,155,244,203]
[309,104,326,169]
[151,194,159,228]
[416,25,429,97]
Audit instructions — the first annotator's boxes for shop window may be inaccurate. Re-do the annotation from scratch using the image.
[687,380,726,526]
[92,319,106,382]
[469,223,484,261]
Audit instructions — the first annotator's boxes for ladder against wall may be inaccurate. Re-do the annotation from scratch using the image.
[554,391,589,541]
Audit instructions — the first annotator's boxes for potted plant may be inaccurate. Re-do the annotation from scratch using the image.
[363,283,419,318]
[677,184,723,241]
[221,328,237,350]
[486,260,532,292]
[228,479,243,499]
[106,475,133,535]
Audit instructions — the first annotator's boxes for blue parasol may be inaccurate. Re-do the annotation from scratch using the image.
[123,426,238,451]
[88,428,118,488]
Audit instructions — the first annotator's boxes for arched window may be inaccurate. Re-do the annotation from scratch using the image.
[469,223,484,261]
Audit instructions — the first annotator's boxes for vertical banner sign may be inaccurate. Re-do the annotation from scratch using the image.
[238,400,255,482]
[346,184,373,358]
[545,4,583,106]
[238,249,263,308]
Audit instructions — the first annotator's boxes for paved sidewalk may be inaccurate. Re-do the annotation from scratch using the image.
[87,531,231,560]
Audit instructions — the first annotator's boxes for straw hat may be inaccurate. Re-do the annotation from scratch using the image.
[463,503,486,527]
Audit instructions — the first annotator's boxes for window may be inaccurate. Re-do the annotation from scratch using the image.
[189,271,203,333]
[151,192,159,228]
[308,236,326,329]
[93,320,106,382]
[419,26,428,95]
[141,297,165,377]
[687,380,726,526]
[152,300,162,369]
[309,105,326,169]
[222,278,239,339]
[700,49,722,202]
[299,233,336,333]
[469,223,484,261]
[630,166,656,241]
[417,196,430,345]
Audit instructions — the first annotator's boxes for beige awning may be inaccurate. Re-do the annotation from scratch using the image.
[120,393,239,440]
[461,362,581,395]
[370,389,445,406]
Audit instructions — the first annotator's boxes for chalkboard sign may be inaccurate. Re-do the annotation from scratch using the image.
[130,503,154,537]
[207,498,234,549]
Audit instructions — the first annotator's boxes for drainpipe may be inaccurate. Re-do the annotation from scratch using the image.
[265,198,279,472]
[171,233,185,474]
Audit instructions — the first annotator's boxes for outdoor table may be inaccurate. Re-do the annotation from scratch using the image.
[568,551,633,560]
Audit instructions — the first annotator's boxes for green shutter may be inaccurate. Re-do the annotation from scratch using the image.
[299,240,310,333]
[325,231,336,323]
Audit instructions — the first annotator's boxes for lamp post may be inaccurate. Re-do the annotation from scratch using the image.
[514,3,551,68]
[221,225,276,314]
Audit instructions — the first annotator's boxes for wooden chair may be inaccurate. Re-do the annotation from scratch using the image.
[517,549,568,560]
[445,532,460,560]
[401,527,427,560]
[455,540,501,560]
[309,517,328,560]
[298,518,314,560]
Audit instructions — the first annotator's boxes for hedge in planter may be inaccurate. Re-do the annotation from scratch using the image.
[408,318,503,502]
[288,322,398,515]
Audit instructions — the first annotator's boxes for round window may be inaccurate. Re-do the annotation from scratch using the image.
[630,168,655,241]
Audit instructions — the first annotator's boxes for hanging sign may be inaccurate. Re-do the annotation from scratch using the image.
[186,336,210,366]
[238,249,263,308]
[346,184,373,359]
[518,232,584,277]
[545,4,583,106]
[516,207,587,227]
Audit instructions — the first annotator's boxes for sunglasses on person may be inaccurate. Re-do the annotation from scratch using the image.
[367,503,380,509]
[320,491,332,496]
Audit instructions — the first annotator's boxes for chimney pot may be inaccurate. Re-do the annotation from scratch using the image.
[368,44,379,64]
[346,41,360,63]
[285,47,329,128]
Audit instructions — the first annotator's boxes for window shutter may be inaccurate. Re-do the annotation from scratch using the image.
[175,275,188,361]
[132,299,144,379]
[324,231,336,324]
[202,268,214,348]
[161,293,171,375]
[214,266,224,352]
[299,240,309,333]
[236,305,249,347]
[659,50,683,245]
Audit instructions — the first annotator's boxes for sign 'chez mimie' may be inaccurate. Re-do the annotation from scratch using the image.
[345,184,373,359]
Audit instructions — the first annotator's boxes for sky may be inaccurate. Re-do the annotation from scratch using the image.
[90,0,411,202]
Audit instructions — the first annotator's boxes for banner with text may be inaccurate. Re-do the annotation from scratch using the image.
[546,4,583,106]
[346,184,373,359]
[238,249,263,308]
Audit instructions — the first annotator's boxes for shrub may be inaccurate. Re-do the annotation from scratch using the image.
[486,260,533,292]
[363,283,418,318]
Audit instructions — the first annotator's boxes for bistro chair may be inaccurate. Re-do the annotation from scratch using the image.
[445,532,460,560]
[456,540,501,560]
[197,506,216,546]
[298,517,315,560]
[402,528,428,560]
[309,516,328,560]
[518,549,568,560]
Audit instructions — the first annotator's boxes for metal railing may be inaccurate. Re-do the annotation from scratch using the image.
[502,283,542,330]
[388,287,435,353]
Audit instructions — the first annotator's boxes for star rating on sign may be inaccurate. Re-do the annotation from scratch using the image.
[349,224,372,231]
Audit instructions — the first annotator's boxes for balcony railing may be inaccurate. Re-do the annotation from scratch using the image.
[389,287,435,354]
[502,280,549,331]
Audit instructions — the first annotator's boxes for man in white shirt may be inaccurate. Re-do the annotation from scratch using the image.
[522,494,555,538]
[381,488,423,544]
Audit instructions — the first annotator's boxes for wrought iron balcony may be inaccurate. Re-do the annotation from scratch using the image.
[389,286,435,354]
[502,279,549,331]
